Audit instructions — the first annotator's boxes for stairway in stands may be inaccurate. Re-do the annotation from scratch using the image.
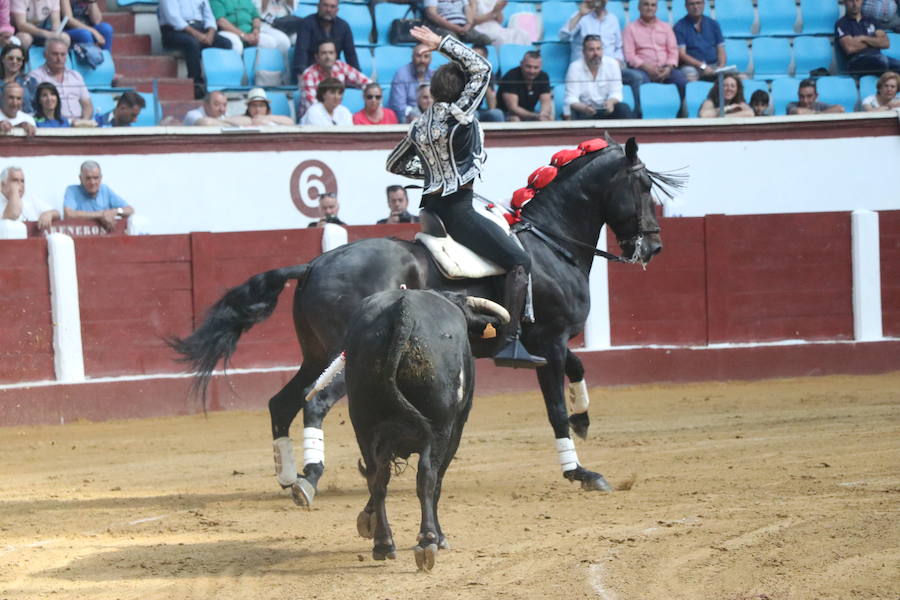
[101,0,199,122]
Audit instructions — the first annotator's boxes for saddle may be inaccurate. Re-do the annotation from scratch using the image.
[415,201,512,280]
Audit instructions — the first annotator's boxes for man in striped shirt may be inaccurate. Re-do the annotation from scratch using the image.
[299,39,370,117]
[862,0,900,33]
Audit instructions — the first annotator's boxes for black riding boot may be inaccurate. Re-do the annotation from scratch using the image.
[493,265,547,369]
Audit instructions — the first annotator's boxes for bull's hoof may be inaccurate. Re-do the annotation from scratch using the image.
[356,509,376,539]
[568,412,590,440]
[291,477,316,507]
[414,543,438,572]
[564,465,613,493]
[437,535,451,550]
[372,543,396,561]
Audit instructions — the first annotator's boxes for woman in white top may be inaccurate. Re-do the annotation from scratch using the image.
[861,71,900,112]
[300,77,353,126]
[470,0,531,45]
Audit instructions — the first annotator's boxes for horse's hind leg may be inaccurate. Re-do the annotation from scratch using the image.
[293,373,347,506]
[565,349,591,440]
[270,366,319,490]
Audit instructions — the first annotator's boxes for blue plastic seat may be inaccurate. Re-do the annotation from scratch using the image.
[374,3,413,45]
[757,0,798,36]
[74,49,116,90]
[552,82,565,119]
[202,47,247,91]
[724,38,750,73]
[792,36,833,78]
[540,1,574,42]
[629,0,668,24]
[540,42,569,84]
[715,0,755,37]
[244,47,286,86]
[606,1,626,27]
[267,90,292,118]
[343,87,364,113]
[90,92,116,117]
[116,0,157,5]
[135,92,157,126]
[292,2,316,17]
[342,4,375,47]
[622,84,635,112]
[431,51,449,70]
[815,76,859,112]
[799,0,840,35]
[886,33,900,60]
[498,44,536,74]
[503,1,536,24]
[373,45,410,85]
[858,74,878,101]
[639,82,681,119]
[685,80,713,117]
[770,76,801,114]
[486,45,500,74]
[741,78,769,101]
[751,36,792,79]
[357,47,374,78]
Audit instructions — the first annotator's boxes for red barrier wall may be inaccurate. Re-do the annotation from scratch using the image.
[76,235,193,377]
[881,210,900,337]
[0,238,53,383]
[705,212,853,343]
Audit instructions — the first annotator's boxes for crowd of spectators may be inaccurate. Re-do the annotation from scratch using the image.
[0,0,898,130]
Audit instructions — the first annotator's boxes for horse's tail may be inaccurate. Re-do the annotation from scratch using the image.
[167,264,310,397]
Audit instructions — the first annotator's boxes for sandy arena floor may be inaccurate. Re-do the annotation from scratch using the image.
[1,372,898,600]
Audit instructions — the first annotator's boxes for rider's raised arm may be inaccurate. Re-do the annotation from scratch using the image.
[437,35,490,117]
[386,136,425,179]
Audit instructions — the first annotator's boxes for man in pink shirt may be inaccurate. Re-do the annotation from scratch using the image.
[623,0,686,104]
[27,37,92,120]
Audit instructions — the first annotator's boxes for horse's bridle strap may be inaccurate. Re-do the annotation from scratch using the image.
[513,219,624,263]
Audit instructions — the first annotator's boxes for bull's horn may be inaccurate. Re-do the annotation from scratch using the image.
[465,296,510,324]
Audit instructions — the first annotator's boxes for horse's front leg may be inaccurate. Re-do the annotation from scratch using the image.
[565,349,592,440]
[535,341,612,492]
[290,373,347,507]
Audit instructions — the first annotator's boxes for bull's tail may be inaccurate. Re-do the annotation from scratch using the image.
[167,264,310,397]
[361,296,432,475]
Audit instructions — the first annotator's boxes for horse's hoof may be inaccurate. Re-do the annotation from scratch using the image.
[373,544,396,561]
[291,477,316,507]
[568,412,590,441]
[356,509,376,539]
[414,543,438,572]
[582,475,613,492]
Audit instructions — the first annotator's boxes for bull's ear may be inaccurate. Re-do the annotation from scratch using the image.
[603,131,616,146]
[625,137,638,163]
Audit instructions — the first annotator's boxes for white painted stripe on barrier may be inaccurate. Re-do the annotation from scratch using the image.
[321,223,347,252]
[584,225,611,350]
[47,233,85,383]
[851,210,883,342]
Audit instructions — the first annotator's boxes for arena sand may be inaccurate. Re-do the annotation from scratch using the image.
[1,372,898,600]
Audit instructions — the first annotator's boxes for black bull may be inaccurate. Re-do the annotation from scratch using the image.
[170,134,681,499]
[348,289,509,571]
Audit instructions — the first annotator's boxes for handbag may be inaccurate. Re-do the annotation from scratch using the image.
[388,18,423,45]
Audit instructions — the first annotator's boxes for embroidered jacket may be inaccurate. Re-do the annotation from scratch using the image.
[385,36,490,196]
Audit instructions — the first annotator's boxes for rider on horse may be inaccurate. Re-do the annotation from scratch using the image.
[386,26,546,369]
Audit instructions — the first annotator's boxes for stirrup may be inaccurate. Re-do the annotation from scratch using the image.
[493,338,547,369]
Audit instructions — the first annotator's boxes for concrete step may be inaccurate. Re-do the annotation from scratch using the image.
[117,77,194,101]
[115,55,177,79]
[161,99,201,122]
[104,12,135,35]
[112,33,151,56]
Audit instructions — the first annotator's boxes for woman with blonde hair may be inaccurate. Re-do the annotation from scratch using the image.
[861,71,900,111]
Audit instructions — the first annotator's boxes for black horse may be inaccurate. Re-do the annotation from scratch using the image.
[171,134,680,502]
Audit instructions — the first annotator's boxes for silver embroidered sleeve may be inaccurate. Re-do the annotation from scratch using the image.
[437,35,490,116]
[386,135,425,179]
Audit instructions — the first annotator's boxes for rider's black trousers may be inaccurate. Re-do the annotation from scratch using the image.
[422,188,531,272]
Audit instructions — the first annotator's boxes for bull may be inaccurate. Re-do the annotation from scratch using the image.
[343,289,509,571]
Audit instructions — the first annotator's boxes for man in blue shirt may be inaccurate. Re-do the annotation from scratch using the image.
[291,0,360,80]
[95,92,146,127]
[388,43,434,123]
[673,0,726,81]
[63,161,134,231]
[836,0,900,74]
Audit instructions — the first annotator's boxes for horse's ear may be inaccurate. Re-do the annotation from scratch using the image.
[625,137,639,163]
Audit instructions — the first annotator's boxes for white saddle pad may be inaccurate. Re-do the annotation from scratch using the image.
[415,201,512,280]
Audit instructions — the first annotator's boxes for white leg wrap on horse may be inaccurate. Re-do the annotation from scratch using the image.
[273,436,298,487]
[303,427,325,466]
[305,352,346,403]
[556,437,580,472]
[568,379,590,414]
